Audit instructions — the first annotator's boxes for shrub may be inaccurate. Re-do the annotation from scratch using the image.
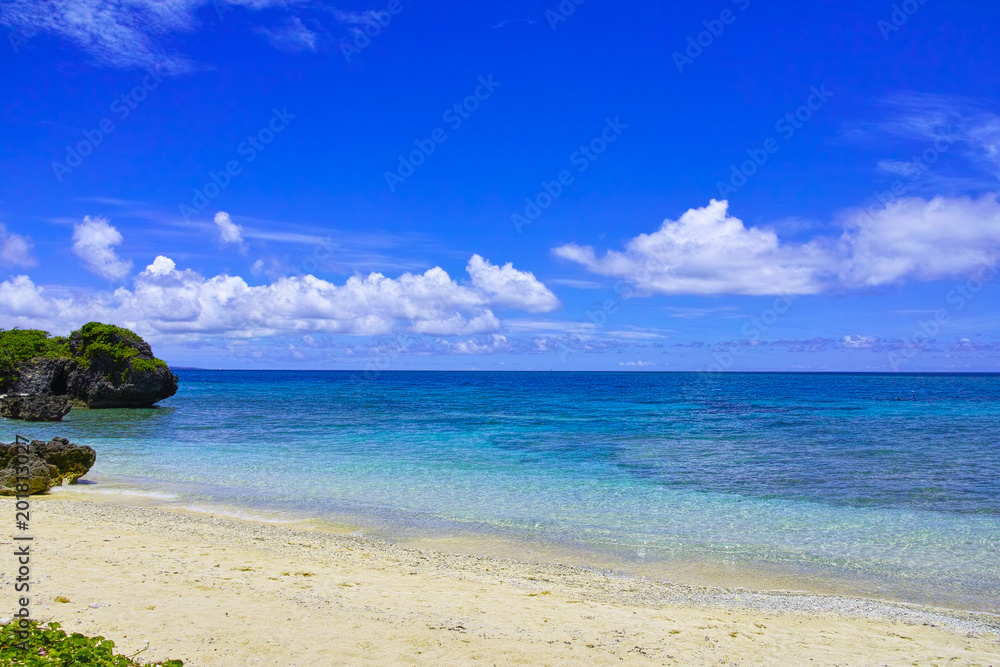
[130,358,168,373]
[0,620,182,666]
[0,323,170,389]
[73,323,143,370]
[0,330,70,390]
[0,329,70,364]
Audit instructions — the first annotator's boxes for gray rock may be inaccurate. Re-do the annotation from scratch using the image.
[8,326,178,409]
[0,437,97,495]
[0,455,59,495]
[27,437,96,483]
[0,393,72,421]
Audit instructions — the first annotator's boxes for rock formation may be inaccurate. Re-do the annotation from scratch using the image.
[0,437,97,495]
[0,322,178,410]
[0,393,72,421]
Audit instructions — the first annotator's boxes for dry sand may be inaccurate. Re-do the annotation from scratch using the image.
[2,496,998,666]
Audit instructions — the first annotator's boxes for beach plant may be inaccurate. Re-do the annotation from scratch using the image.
[0,620,183,666]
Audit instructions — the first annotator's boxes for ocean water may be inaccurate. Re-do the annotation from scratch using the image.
[10,371,1000,612]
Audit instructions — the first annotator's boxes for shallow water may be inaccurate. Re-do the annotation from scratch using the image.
[12,371,1000,612]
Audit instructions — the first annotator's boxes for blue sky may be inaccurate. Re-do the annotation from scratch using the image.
[1,0,999,371]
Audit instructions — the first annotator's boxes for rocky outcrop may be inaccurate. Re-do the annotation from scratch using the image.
[0,455,58,495]
[1,323,178,409]
[25,436,96,483]
[0,393,72,421]
[0,437,97,495]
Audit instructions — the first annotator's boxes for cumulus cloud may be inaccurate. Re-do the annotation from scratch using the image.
[0,255,559,339]
[553,200,831,296]
[838,193,1000,286]
[213,211,247,253]
[554,195,1000,296]
[72,216,133,280]
[0,225,35,268]
[466,254,560,313]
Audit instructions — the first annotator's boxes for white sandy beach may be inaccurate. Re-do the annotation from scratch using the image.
[2,495,998,666]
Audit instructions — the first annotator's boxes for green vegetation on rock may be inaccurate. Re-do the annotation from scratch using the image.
[130,357,169,373]
[0,329,71,362]
[0,620,182,666]
[73,322,144,370]
[0,322,174,395]
[0,330,70,388]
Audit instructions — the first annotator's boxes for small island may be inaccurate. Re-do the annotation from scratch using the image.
[0,322,178,420]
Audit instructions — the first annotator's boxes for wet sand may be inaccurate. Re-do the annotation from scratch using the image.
[3,496,998,666]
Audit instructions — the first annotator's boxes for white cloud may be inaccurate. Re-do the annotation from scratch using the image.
[72,216,133,280]
[838,193,1000,286]
[0,255,559,339]
[466,254,560,313]
[0,0,342,71]
[147,255,176,276]
[445,334,510,355]
[0,225,35,268]
[213,211,247,253]
[0,0,204,71]
[865,92,1000,181]
[554,195,1000,296]
[842,335,878,349]
[256,16,316,53]
[553,199,830,296]
[332,10,386,26]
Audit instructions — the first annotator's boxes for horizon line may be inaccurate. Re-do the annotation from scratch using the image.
[168,368,1000,375]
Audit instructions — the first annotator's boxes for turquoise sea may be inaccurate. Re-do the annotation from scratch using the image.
[11,371,1000,612]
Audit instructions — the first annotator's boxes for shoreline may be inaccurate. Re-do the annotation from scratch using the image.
[47,476,1000,615]
[4,495,998,665]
